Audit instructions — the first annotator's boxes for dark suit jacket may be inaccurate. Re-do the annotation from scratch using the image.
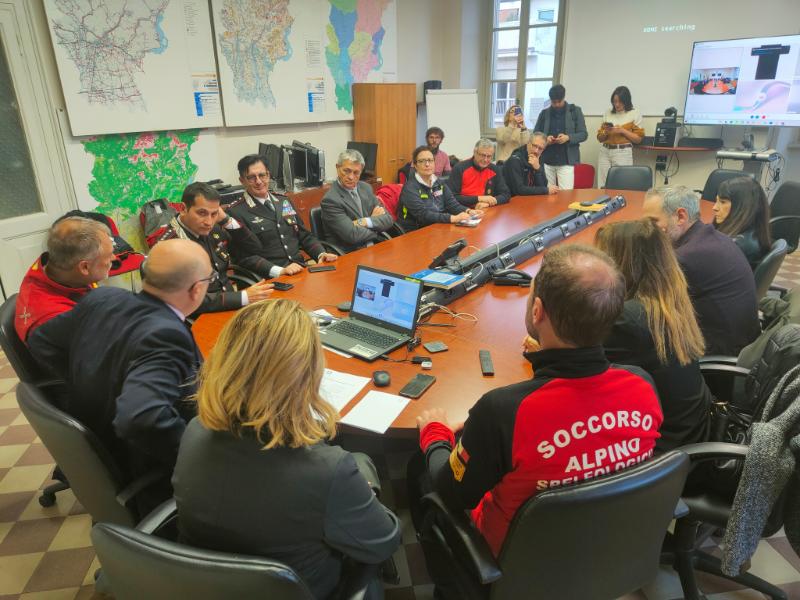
[675,221,760,355]
[320,181,394,253]
[173,419,401,599]
[28,287,200,505]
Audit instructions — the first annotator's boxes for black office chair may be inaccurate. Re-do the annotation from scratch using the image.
[664,330,800,600]
[754,238,788,300]
[419,450,690,599]
[0,295,72,506]
[769,180,800,253]
[308,207,346,255]
[604,166,653,192]
[92,499,377,600]
[697,169,753,202]
[228,265,261,289]
[16,382,164,524]
[0,294,47,383]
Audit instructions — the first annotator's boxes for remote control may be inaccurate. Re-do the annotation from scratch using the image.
[479,349,495,376]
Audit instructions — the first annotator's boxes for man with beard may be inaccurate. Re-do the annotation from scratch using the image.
[426,126,452,177]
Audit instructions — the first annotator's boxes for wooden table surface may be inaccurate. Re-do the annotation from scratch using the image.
[193,189,713,436]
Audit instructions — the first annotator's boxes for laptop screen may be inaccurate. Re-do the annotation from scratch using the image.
[350,266,423,333]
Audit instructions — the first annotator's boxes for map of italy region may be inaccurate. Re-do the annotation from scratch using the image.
[326,0,390,112]
[49,0,170,109]
[217,0,294,108]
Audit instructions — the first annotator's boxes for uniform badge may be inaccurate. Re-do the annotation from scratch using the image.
[433,188,443,197]
[281,201,297,217]
[420,193,429,199]
[252,216,264,224]
[212,233,220,239]
[449,439,469,482]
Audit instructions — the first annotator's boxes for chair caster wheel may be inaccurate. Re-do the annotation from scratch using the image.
[39,493,56,507]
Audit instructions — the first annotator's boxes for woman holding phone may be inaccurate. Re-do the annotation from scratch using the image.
[596,86,645,187]
[495,104,531,162]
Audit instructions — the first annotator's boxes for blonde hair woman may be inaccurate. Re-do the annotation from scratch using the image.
[495,104,531,162]
[173,299,400,599]
[595,219,712,450]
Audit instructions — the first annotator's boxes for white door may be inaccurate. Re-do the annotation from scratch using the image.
[0,1,75,299]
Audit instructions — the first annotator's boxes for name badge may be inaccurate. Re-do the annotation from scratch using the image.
[433,188,443,197]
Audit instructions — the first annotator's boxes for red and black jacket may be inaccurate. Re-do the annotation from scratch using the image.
[420,345,663,556]
[446,158,510,207]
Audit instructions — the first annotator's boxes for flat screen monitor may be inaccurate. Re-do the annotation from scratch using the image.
[258,143,282,191]
[292,140,324,187]
[347,141,378,177]
[683,33,800,126]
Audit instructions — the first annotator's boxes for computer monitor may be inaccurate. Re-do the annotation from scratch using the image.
[292,140,325,187]
[347,141,378,178]
[280,145,295,192]
[683,33,800,126]
[258,143,282,191]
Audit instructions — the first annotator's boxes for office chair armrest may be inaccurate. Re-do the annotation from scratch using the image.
[679,442,749,463]
[674,498,690,519]
[228,265,260,289]
[136,498,177,536]
[320,240,346,256]
[769,215,800,226]
[699,355,738,366]
[388,223,406,237]
[116,470,169,509]
[698,363,750,378]
[421,493,502,585]
[336,563,380,600]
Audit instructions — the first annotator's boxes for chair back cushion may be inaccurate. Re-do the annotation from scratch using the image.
[492,451,689,600]
[573,163,595,189]
[604,166,652,192]
[309,206,326,240]
[16,382,136,526]
[770,180,800,250]
[0,295,45,383]
[701,169,753,201]
[754,238,788,300]
[91,522,313,600]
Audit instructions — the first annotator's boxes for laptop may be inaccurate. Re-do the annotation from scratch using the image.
[320,265,423,361]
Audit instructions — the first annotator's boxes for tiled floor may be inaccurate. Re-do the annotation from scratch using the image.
[1,254,799,600]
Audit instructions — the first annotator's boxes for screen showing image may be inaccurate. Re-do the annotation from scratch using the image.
[684,34,800,126]
[351,268,421,331]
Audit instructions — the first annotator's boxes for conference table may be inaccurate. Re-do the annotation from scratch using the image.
[193,189,713,437]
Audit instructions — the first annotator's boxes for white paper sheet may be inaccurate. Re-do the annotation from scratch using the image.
[339,391,410,434]
[319,368,370,412]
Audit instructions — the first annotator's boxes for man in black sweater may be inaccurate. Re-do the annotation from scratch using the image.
[643,186,760,356]
[503,132,560,197]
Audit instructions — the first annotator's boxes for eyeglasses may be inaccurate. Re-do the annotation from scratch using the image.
[475,152,494,160]
[530,144,546,152]
[416,158,435,165]
[191,271,219,290]
[245,172,269,182]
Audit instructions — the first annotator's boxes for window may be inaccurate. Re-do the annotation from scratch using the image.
[488,0,564,130]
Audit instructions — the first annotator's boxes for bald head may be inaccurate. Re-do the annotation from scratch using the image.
[143,239,211,293]
[528,244,624,347]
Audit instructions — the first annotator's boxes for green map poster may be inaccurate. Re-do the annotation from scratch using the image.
[81,130,200,219]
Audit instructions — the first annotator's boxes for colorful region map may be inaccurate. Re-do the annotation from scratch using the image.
[325,0,390,112]
[216,0,294,107]
[82,130,199,218]
[49,0,170,109]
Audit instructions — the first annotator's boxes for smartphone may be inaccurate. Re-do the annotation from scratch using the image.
[603,122,613,128]
[399,374,436,399]
[308,264,336,273]
[513,106,523,116]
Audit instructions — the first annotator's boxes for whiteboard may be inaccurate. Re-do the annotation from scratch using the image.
[425,89,481,161]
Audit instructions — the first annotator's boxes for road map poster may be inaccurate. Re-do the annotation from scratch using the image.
[211,0,397,126]
[45,0,223,136]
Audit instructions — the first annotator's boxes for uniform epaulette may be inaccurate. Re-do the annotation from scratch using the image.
[156,225,178,242]
[227,197,245,209]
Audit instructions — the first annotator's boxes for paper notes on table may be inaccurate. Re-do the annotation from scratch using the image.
[319,369,370,411]
[340,391,410,434]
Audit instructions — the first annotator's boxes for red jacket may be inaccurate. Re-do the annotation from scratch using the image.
[421,346,663,555]
[15,254,94,342]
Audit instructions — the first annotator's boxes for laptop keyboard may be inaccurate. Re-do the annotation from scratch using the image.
[328,320,400,348]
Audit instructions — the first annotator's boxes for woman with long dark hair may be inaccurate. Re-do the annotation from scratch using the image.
[713,176,772,269]
[596,86,645,187]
